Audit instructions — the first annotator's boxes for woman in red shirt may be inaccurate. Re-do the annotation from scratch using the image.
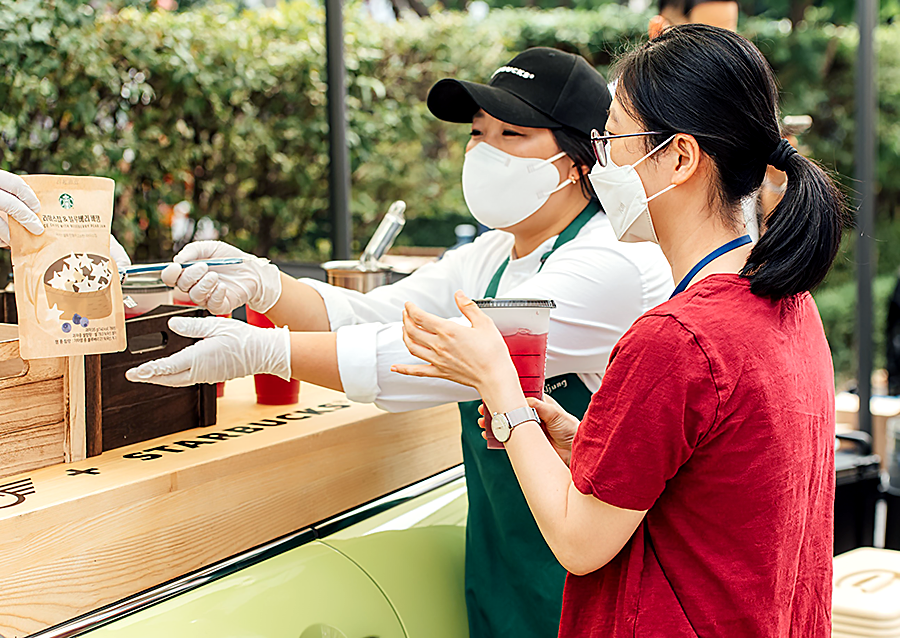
[394,25,846,637]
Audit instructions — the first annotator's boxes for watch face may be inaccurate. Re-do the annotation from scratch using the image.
[491,414,511,443]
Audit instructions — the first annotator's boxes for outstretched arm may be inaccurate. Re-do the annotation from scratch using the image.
[393,291,646,575]
[126,316,343,391]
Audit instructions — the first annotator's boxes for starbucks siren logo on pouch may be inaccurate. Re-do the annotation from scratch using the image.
[59,193,74,209]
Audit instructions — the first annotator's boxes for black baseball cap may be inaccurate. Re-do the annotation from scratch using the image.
[427,47,610,138]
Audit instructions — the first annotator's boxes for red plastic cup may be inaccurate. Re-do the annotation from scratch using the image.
[245,307,300,405]
[475,299,556,450]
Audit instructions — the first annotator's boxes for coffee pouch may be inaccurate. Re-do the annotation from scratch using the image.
[10,175,126,359]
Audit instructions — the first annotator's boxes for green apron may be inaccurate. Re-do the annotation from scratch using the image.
[459,201,598,637]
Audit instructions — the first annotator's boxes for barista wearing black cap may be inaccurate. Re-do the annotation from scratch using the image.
[129,48,672,637]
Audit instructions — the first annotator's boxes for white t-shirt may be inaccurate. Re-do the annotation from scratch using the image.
[302,213,673,412]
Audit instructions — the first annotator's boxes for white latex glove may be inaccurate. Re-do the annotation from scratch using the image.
[160,241,282,316]
[0,169,44,246]
[125,316,291,387]
[109,234,131,272]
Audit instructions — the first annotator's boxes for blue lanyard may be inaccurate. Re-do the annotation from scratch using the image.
[670,235,752,299]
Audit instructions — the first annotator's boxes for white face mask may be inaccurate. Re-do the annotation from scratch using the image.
[462,142,572,229]
[588,134,677,243]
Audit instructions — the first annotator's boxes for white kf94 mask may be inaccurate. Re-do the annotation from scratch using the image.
[462,142,573,229]
[588,134,677,243]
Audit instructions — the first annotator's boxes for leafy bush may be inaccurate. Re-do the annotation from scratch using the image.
[0,2,864,253]
[0,1,677,262]
[4,0,899,380]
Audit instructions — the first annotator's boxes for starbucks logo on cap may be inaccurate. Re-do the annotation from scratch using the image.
[59,193,74,209]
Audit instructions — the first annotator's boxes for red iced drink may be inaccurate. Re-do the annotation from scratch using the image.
[474,298,555,450]
[483,328,549,449]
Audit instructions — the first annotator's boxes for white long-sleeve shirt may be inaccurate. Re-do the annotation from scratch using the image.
[302,213,673,412]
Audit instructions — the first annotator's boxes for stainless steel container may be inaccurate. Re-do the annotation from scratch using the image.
[321,260,392,293]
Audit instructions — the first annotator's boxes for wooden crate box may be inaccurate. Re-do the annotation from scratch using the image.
[85,305,217,455]
[0,324,85,479]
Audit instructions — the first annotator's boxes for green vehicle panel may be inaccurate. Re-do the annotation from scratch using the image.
[46,469,469,638]
[324,478,469,638]
[82,541,405,638]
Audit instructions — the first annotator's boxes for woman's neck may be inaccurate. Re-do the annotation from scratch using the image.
[509,194,589,259]
[659,217,751,289]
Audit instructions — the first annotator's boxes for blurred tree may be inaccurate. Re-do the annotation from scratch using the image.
[742,0,898,25]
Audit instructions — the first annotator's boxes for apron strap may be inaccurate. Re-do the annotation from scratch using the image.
[484,256,510,300]
[483,200,600,299]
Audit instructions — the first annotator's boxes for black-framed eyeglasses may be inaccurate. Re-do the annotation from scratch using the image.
[590,129,666,167]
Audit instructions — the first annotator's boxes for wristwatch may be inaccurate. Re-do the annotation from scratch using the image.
[491,406,540,443]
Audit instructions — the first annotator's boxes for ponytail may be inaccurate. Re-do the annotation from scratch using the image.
[740,149,847,299]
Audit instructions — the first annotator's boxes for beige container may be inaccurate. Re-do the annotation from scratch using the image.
[322,260,391,293]
[832,548,900,637]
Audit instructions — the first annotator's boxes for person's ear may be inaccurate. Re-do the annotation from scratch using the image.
[567,162,589,183]
[669,134,702,186]
[648,15,668,39]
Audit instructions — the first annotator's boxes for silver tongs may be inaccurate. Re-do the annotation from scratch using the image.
[119,258,250,309]
[119,258,249,283]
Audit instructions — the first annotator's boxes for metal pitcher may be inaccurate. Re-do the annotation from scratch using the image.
[322,201,405,293]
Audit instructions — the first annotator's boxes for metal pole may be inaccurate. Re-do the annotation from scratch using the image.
[326,0,352,260]
[856,0,876,435]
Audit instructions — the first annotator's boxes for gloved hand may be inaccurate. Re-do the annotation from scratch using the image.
[125,316,291,387]
[109,234,131,272]
[160,241,282,316]
[0,169,45,246]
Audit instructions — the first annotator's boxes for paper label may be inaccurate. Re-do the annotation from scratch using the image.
[10,175,126,359]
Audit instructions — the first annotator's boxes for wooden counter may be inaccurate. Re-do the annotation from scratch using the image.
[0,378,463,638]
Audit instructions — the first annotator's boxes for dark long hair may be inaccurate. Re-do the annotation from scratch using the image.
[552,125,598,203]
[614,24,847,300]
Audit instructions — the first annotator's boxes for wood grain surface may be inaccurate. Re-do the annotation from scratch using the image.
[64,355,85,463]
[0,378,463,637]
[0,327,85,479]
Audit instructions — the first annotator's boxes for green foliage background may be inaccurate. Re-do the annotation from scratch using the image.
[0,0,896,383]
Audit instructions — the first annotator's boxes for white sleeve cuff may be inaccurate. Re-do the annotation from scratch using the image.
[300,278,358,331]
[335,323,382,404]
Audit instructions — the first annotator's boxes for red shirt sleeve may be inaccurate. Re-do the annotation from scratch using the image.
[570,313,720,512]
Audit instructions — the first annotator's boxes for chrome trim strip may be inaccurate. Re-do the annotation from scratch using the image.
[313,464,465,538]
[27,528,317,638]
[29,464,465,638]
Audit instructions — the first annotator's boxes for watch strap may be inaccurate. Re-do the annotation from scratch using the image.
[503,406,540,428]
[492,405,540,442]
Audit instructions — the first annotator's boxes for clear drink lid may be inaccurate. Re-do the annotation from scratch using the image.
[474,299,556,309]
